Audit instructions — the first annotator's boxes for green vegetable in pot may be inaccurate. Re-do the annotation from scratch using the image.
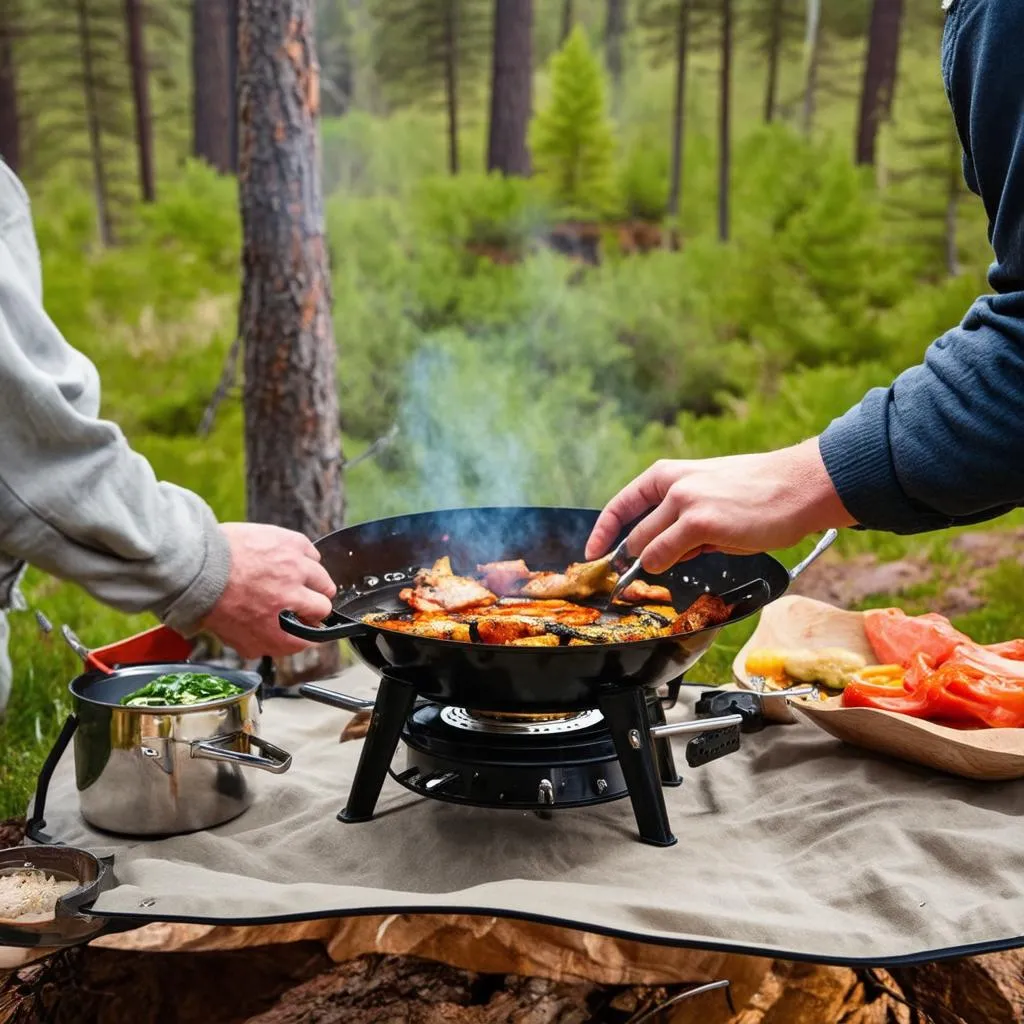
[119,673,245,708]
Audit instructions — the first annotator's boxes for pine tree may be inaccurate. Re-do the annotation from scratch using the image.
[125,0,155,200]
[718,0,731,241]
[639,0,712,219]
[799,0,858,137]
[0,0,19,172]
[529,24,617,217]
[317,0,354,117]
[193,0,238,174]
[559,0,573,44]
[747,0,802,123]
[887,25,962,276]
[487,0,533,176]
[372,0,491,175]
[21,0,138,243]
[604,0,625,112]
[856,0,905,166]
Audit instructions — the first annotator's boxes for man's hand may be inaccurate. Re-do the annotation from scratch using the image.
[201,523,337,658]
[585,439,856,573]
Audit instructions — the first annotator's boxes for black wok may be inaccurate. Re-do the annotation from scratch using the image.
[279,507,836,711]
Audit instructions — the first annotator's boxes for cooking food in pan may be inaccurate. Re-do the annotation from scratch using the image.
[364,556,732,646]
[748,607,1024,728]
[119,672,245,707]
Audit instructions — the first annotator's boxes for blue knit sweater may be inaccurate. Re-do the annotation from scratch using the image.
[819,0,1024,533]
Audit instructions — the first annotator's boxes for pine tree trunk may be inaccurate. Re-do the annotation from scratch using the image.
[75,0,113,246]
[855,0,904,166]
[802,0,821,137]
[238,0,343,537]
[666,0,690,219]
[0,2,19,174]
[228,0,239,171]
[560,0,573,44]
[193,0,237,174]
[443,0,459,175]
[604,0,625,113]
[945,127,960,277]
[487,0,532,176]
[718,0,732,242]
[125,0,155,201]
[763,0,783,123]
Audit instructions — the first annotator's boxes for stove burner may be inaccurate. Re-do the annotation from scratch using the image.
[440,706,605,735]
[306,670,762,847]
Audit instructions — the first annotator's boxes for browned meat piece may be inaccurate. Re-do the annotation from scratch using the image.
[549,614,672,644]
[363,614,472,642]
[616,580,673,605]
[670,593,733,635]
[475,617,547,645]
[567,638,594,646]
[402,557,497,613]
[486,599,602,625]
[476,560,536,596]
[520,559,617,600]
[508,634,561,647]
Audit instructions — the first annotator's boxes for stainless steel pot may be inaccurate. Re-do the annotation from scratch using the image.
[28,662,292,838]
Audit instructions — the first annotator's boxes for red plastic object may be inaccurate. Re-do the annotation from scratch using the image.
[88,625,193,673]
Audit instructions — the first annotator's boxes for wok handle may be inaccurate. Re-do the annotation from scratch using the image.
[278,610,368,642]
[190,733,292,774]
[298,683,375,713]
[788,528,838,581]
[649,713,744,739]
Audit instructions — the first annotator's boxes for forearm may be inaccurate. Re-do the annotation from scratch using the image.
[819,294,1024,534]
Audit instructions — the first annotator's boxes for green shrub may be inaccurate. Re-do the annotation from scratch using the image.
[529,26,619,218]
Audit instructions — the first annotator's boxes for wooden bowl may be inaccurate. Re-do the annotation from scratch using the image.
[732,595,1024,780]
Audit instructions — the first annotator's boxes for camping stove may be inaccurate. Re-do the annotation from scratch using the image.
[300,674,802,847]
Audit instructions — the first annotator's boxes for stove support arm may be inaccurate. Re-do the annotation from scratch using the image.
[599,688,677,848]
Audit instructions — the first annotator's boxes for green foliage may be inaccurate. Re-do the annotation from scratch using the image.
[529,26,619,217]
[617,136,670,220]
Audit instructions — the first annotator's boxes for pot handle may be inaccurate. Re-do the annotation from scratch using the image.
[190,733,292,774]
[788,529,838,582]
[25,713,79,846]
[278,610,369,643]
[298,683,375,713]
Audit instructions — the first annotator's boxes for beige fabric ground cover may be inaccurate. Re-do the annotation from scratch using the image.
[31,664,1024,966]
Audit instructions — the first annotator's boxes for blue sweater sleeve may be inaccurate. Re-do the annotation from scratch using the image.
[818,0,1024,534]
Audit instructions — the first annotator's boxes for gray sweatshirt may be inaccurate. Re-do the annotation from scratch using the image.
[0,160,231,633]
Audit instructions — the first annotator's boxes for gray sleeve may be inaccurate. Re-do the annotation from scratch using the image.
[0,170,231,634]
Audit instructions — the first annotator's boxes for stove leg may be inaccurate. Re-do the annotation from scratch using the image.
[647,696,682,787]
[339,672,418,824]
[600,688,677,847]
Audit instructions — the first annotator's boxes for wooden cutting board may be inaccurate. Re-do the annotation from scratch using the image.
[732,595,1024,781]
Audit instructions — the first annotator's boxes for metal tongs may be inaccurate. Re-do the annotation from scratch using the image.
[599,535,645,608]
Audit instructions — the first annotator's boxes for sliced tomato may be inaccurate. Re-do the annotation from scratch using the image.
[986,639,1024,661]
[863,608,970,667]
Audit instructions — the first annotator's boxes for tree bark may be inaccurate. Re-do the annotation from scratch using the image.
[0,2,19,174]
[75,0,113,246]
[238,0,343,536]
[666,0,690,219]
[604,0,625,113]
[801,0,821,137]
[193,0,237,174]
[125,0,156,201]
[855,0,905,166]
[560,0,573,45]
[718,0,732,242]
[763,0,783,123]
[443,0,459,174]
[487,0,532,176]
